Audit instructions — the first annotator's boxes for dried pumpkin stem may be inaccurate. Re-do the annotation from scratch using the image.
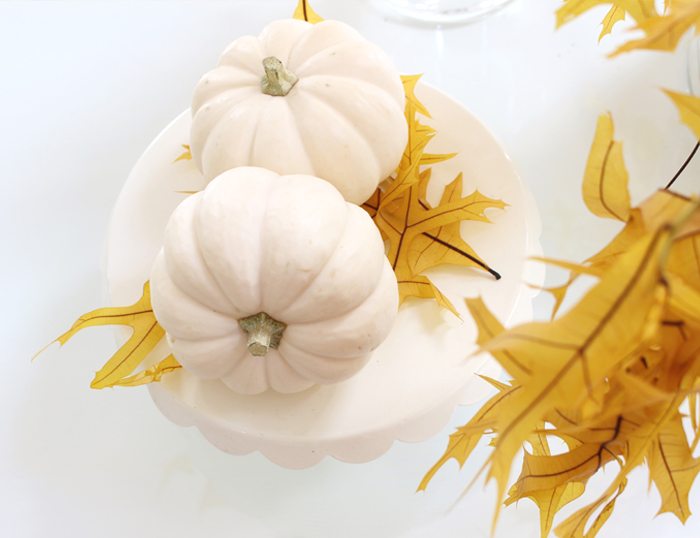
[238,312,287,357]
[261,56,299,96]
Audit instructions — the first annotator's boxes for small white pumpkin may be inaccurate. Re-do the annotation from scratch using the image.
[190,19,408,205]
[150,167,399,394]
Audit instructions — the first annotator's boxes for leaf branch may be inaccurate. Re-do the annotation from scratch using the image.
[665,140,700,191]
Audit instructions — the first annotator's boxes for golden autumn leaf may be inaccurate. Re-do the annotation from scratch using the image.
[668,274,700,327]
[664,89,700,139]
[555,479,627,538]
[647,412,700,522]
[408,173,504,278]
[611,0,657,22]
[419,298,519,490]
[363,75,505,314]
[556,0,658,40]
[507,426,586,537]
[667,220,700,289]
[689,392,700,439]
[582,114,631,221]
[398,274,462,316]
[46,282,178,389]
[112,355,181,387]
[510,438,618,497]
[480,227,672,509]
[536,112,632,314]
[467,296,534,382]
[418,376,519,492]
[538,145,696,321]
[552,385,696,537]
[600,4,625,39]
[424,7,700,531]
[174,144,192,162]
[568,190,692,285]
[517,481,585,538]
[424,196,700,537]
[611,0,700,56]
[292,0,324,23]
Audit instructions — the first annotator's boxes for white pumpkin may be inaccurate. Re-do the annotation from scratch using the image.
[190,19,408,205]
[150,167,399,395]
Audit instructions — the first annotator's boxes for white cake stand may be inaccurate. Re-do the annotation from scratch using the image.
[106,82,542,469]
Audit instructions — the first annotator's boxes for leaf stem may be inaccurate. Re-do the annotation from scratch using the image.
[422,231,502,280]
[664,140,699,190]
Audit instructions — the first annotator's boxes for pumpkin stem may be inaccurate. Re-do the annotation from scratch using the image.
[261,56,298,96]
[238,312,287,357]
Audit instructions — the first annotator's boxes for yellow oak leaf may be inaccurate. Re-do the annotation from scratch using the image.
[292,0,324,23]
[600,4,626,39]
[690,393,700,436]
[467,296,534,381]
[507,430,586,537]
[530,256,602,277]
[537,190,692,322]
[365,76,505,314]
[174,144,192,162]
[555,1,612,29]
[691,392,700,453]
[639,189,695,228]
[555,479,627,538]
[47,282,174,389]
[112,355,181,387]
[420,45,700,532]
[535,280,574,320]
[584,208,645,266]
[397,274,460,316]
[615,0,657,22]
[578,479,626,537]
[668,274,700,328]
[664,89,700,139]
[510,433,620,499]
[418,378,519,491]
[576,189,675,272]
[541,372,692,533]
[419,299,520,490]
[472,226,673,528]
[666,220,700,290]
[544,391,691,536]
[401,73,432,118]
[425,197,700,537]
[379,166,507,315]
[484,227,670,383]
[663,198,700,319]
[408,173,504,279]
[517,481,586,537]
[582,114,631,221]
[558,392,694,537]
[647,412,700,522]
[611,1,700,56]
[371,75,454,208]
[556,0,658,40]
[527,113,634,316]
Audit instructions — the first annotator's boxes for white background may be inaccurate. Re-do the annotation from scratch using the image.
[2,0,699,537]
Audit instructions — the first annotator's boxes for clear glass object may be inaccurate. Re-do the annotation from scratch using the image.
[378,0,516,24]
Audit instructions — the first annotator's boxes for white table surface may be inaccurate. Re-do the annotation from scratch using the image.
[2,1,699,537]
